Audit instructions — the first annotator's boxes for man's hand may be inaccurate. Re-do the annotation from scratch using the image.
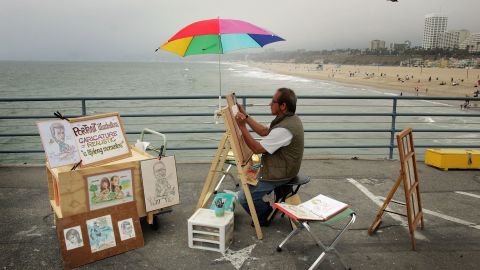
[236,103,246,115]
[235,112,248,127]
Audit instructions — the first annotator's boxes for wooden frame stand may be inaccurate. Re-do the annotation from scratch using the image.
[196,106,264,240]
[368,128,424,250]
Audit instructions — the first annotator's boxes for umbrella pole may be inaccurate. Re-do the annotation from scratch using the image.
[218,51,222,111]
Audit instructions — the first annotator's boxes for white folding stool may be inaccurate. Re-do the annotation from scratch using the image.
[276,208,356,270]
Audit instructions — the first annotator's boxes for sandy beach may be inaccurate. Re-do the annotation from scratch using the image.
[248,62,480,97]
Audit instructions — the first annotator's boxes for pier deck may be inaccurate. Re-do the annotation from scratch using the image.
[0,159,479,269]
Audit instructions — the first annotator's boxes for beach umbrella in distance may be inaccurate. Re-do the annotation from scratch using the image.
[156,18,285,113]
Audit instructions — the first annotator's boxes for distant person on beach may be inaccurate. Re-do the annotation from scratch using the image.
[235,88,304,227]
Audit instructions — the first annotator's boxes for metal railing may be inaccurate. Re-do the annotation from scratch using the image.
[1,95,479,162]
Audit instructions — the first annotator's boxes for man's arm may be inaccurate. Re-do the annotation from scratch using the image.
[237,125,267,154]
[236,104,269,136]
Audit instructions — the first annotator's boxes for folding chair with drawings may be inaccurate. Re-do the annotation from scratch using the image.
[274,199,356,270]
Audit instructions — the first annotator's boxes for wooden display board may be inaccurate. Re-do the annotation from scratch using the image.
[56,201,144,269]
[368,128,424,250]
[47,147,155,219]
[196,104,263,240]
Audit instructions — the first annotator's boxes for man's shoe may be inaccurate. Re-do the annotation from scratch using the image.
[274,185,293,201]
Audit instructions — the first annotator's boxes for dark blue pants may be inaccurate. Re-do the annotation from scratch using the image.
[238,180,290,222]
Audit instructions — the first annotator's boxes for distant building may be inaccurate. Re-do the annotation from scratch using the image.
[459,33,480,52]
[439,29,470,49]
[390,40,411,52]
[422,13,448,49]
[369,40,386,51]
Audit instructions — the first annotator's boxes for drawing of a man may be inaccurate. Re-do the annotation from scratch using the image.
[120,221,134,239]
[49,122,76,160]
[153,160,176,202]
[88,221,102,248]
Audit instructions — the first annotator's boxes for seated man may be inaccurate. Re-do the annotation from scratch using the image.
[235,88,304,226]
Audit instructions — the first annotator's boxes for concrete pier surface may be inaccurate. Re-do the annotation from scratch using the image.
[1,159,479,269]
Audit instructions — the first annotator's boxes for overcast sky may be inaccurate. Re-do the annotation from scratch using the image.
[0,0,478,61]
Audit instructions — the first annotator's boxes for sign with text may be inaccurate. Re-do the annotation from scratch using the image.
[70,113,131,166]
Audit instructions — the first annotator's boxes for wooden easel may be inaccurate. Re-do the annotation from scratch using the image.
[196,104,264,240]
[368,128,424,250]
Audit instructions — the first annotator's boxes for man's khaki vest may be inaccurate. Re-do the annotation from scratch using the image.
[259,114,304,181]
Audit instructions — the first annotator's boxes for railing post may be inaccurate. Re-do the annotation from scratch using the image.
[81,99,87,116]
[242,97,247,112]
[389,97,398,159]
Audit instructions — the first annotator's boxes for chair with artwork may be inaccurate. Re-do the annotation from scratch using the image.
[273,194,356,270]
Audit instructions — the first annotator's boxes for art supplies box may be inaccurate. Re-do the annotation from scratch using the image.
[272,194,349,221]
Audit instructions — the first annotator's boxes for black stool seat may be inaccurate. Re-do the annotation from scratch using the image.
[268,173,311,223]
[284,174,311,187]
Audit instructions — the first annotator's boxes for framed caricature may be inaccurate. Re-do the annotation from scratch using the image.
[85,168,134,211]
[63,226,84,251]
[140,157,180,212]
[86,215,116,253]
[37,120,81,168]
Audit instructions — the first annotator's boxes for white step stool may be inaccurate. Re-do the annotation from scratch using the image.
[188,208,234,254]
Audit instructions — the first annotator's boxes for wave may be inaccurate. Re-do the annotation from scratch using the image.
[420,117,436,123]
[234,68,312,82]
[422,100,452,107]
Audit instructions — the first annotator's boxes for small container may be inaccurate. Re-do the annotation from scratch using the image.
[214,206,225,217]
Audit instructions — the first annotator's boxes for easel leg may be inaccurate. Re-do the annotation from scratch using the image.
[368,174,403,234]
[196,134,230,209]
[147,212,154,225]
[240,175,263,240]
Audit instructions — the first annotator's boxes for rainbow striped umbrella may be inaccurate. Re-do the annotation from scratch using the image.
[157,18,285,56]
[156,18,284,113]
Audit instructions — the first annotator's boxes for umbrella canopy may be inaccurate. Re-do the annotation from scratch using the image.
[158,18,285,56]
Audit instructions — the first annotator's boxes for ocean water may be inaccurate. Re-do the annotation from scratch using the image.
[0,61,479,164]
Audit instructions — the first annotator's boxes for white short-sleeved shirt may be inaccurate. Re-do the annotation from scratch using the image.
[259,127,293,154]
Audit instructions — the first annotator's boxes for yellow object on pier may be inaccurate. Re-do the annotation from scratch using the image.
[424,149,480,170]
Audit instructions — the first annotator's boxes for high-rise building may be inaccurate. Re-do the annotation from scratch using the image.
[422,14,448,49]
[459,33,480,52]
[439,29,470,49]
[369,40,386,50]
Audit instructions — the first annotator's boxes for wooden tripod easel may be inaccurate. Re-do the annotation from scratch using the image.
[368,128,424,250]
[196,106,263,240]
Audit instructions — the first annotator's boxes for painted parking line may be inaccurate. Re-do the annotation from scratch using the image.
[455,191,480,199]
[375,195,480,230]
[346,178,428,241]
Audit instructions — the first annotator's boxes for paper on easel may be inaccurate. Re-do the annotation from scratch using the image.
[272,194,349,221]
[231,104,239,116]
